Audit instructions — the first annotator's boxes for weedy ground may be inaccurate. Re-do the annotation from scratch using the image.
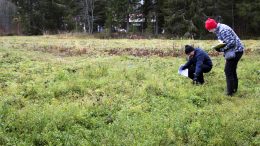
[0,36,259,145]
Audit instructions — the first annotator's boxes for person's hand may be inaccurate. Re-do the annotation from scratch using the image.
[215,46,229,52]
[214,47,221,52]
[192,74,200,84]
[192,77,199,84]
[215,47,224,52]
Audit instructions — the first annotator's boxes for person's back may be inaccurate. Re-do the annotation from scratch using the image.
[193,48,212,67]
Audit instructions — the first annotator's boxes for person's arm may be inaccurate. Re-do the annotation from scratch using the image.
[220,30,236,50]
[182,59,192,70]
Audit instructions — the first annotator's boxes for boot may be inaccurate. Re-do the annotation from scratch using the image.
[226,79,235,96]
[233,78,238,93]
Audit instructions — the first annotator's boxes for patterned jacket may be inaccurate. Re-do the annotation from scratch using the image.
[215,23,244,52]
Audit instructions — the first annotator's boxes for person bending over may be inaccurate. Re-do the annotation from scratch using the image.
[181,45,213,84]
[205,18,244,96]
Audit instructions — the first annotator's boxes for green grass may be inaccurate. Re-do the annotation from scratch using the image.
[0,36,259,145]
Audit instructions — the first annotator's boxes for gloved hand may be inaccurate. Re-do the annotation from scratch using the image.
[180,66,184,70]
[192,74,200,84]
[215,46,228,52]
[193,77,199,84]
[215,47,224,52]
[215,47,223,52]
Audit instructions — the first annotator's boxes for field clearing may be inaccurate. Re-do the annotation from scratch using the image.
[0,36,259,145]
[0,36,258,57]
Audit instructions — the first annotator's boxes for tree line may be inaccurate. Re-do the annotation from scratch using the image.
[2,0,260,38]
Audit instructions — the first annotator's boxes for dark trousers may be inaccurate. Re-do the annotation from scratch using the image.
[225,51,243,95]
[188,64,212,84]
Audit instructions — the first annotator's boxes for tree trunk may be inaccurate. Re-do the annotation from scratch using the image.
[155,14,158,35]
[0,0,16,34]
[91,0,94,34]
[83,0,94,34]
[231,0,234,29]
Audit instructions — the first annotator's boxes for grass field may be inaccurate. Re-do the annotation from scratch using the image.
[0,36,259,145]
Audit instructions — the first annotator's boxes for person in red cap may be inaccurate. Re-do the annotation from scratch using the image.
[205,18,244,96]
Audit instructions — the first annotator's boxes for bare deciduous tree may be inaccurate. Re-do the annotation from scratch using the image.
[0,0,16,34]
[81,0,94,33]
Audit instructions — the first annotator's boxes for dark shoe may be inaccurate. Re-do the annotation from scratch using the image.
[192,81,204,85]
[226,79,235,97]
[226,92,233,96]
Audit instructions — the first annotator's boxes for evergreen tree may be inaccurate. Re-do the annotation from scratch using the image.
[6,0,260,37]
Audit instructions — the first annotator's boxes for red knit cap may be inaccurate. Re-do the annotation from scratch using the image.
[205,18,217,31]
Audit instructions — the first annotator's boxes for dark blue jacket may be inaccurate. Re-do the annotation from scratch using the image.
[182,48,212,76]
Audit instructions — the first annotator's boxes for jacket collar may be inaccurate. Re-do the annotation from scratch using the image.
[215,23,221,33]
